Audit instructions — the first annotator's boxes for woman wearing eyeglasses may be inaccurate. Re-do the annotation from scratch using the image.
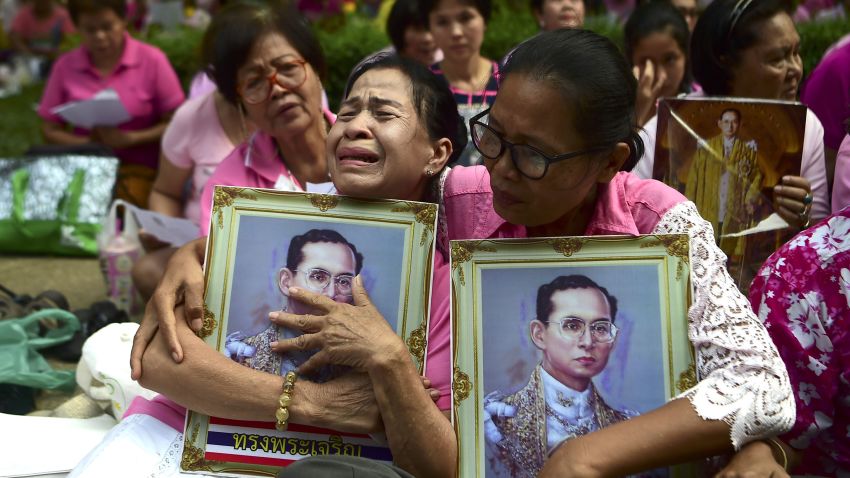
[445,28,793,476]
[194,2,333,232]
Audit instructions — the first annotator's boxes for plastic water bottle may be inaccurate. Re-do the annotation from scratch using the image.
[99,202,143,316]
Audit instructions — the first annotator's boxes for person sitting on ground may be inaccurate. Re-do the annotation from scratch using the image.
[625,0,692,126]
[99,53,464,478]
[129,12,257,300]
[443,28,794,476]
[715,205,850,477]
[386,0,442,66]
[37,0,184,207]
[9,0,74,60]
[633,0,829,232]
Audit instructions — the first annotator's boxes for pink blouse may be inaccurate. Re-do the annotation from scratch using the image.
[749,207,850,475]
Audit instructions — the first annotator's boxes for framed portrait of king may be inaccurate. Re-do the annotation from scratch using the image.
[451,235,695,478]
[653,97,807,290]
[181,186,438,476]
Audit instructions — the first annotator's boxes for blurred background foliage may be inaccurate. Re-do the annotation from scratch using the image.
[1,0,848,156]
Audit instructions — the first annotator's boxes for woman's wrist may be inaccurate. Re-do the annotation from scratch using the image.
[366,335,410,374]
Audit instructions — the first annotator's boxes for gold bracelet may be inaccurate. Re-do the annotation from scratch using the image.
[766,438,789,471]
[275,371,297,431]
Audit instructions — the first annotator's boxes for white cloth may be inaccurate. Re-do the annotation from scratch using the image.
[0,413,116,477]
[635,106,830,224]
[69,414,217,478]
[651,201,796,448]
[540,367,597,451]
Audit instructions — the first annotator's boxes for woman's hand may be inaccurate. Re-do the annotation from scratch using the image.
[92,127,136,149]
[633,60,667,127]
[309,372,384,434]
[714,440,789,478]
[773,175,813,228]
[130,236,207,379]
[269,276,408,374]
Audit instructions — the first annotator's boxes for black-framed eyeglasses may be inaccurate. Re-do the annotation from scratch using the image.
[238,60,308,105]
[469,108,610,180]
[551,317,618,343]
[295,268,354,296]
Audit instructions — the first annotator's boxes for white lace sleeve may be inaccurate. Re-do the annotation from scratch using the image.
[652,201,795,449]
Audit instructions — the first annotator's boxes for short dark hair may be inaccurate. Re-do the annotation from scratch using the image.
[201,0,327,105]
[720,107,741,120]
[420,0,492,24]
[387,0,429,53]
[536,275,618,323]
[344,53,468,167]
[691,0,794,95]
[68,0,126,24]
[624,0,692,94]
[502,29,644,171]
[286,229,364,275]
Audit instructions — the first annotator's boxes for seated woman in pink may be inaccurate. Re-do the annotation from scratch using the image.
[37,0,184,207]
[442,29,793,476]
[129,18,258,299]
[84,30,463,478]
[9,0,74,59]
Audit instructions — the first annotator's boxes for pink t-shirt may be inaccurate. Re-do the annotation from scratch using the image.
[11,3,74,52]
[831,134,850,213]
[161,91,236,226]
[442,166,685,241]
[38,33,185,169]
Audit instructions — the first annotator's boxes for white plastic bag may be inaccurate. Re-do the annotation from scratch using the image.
[75,322,156,419]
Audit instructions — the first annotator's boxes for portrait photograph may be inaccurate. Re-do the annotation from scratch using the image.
[653,97,807,288]
[452,236,695,478]
[182,186,438,476]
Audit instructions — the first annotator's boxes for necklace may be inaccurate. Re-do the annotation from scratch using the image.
[545,404,594,438]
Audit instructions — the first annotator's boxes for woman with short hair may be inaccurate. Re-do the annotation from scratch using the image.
[37,0,184,207]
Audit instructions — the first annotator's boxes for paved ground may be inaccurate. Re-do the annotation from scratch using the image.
[0,256,107,311]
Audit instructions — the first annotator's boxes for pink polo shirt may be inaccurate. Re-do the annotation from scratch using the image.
[11,3,74,52]
[38,33,185,169]
[199,130,307,236]
[442,166,686,241]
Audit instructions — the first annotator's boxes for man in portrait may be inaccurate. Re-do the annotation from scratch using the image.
[224,228,363,379]
[685,108,762,256]
[484,275,637,478]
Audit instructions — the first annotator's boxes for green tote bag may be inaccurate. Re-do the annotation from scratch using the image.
[0,155,119,256]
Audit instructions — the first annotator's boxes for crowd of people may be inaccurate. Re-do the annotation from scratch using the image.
[5,0,849,475]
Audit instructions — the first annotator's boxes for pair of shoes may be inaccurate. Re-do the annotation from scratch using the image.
[43,300,130,362]
[0,285,70,322]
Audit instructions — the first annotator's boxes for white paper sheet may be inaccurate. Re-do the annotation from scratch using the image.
[51,88,131,129]
[0,413,116,477]
[721,212,791,238]
[127,205,199,247]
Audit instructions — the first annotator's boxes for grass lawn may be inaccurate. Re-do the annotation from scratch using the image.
[1,83,44,157]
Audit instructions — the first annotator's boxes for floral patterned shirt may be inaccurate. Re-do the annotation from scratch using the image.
[749,207,850,475]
